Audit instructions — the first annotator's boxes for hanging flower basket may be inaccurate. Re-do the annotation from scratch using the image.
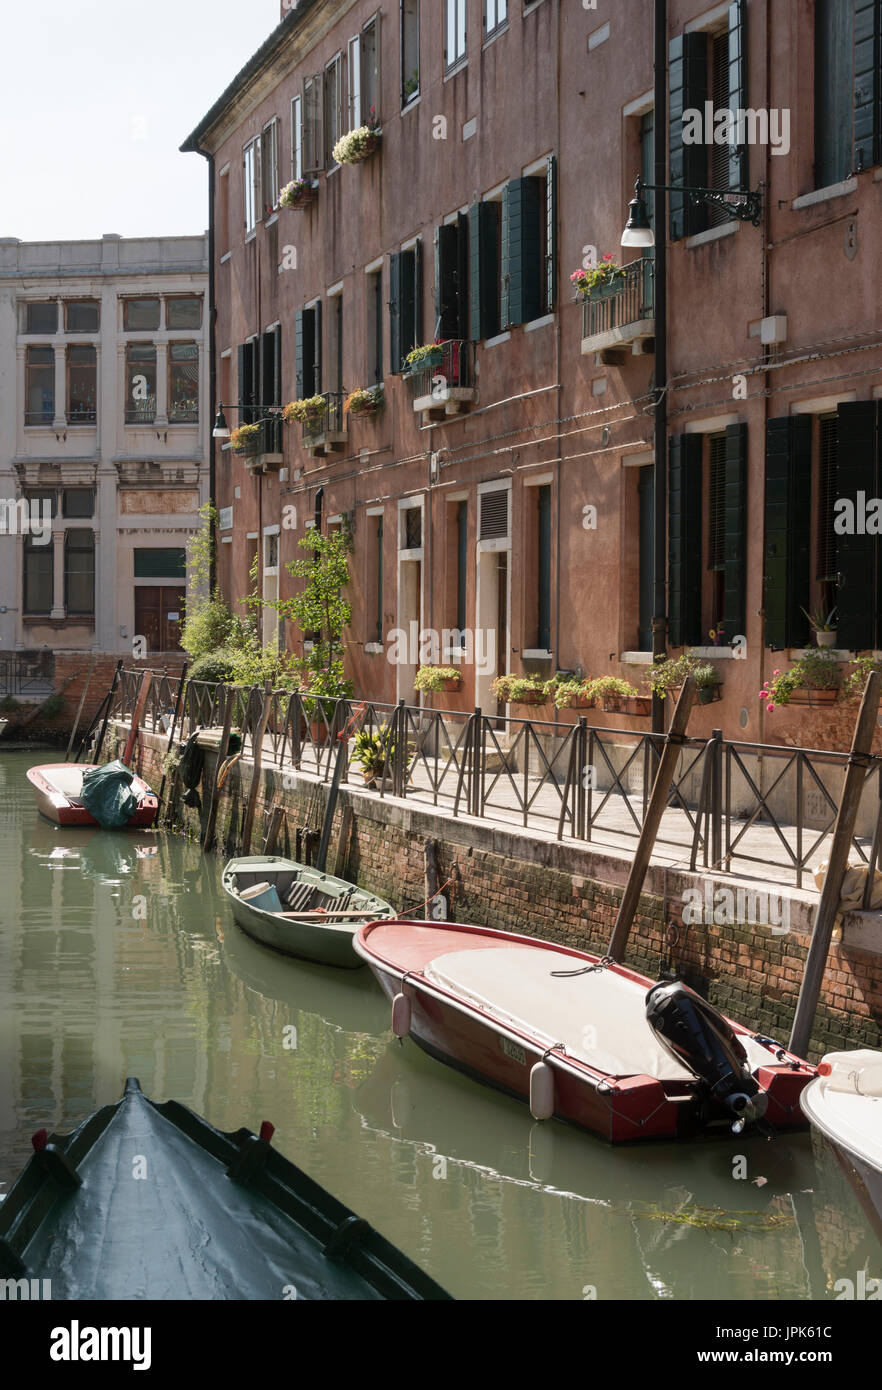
[333,123,382,166]
[345,386,385,417]
[230,423,262,455]
[283,395,327,425]
[279,179,316,210]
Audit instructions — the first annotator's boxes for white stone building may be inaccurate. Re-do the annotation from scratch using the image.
[0,234,210,660]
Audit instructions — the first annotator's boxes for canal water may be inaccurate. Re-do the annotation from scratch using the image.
[1,748,879,1301]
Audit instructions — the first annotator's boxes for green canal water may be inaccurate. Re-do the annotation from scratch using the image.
[1,748,879,1301]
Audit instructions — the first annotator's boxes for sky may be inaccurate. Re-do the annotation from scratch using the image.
[1,0,282,244]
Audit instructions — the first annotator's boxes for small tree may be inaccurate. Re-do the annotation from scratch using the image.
[279,527,354,698]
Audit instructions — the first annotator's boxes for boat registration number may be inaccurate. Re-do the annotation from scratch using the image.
[500,1037,526,1066]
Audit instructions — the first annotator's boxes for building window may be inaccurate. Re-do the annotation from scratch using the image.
[67,345,96,424]
[484,0,506,37]
[123,298,160,331]
[523,485,551,650]
[134,548,186,578]
[402,0,420,104]
[815,0,855,187]
[327,293,343,397]
[389,244,422,373]
[65,529,95,616]
[501,159,556,328]
[291,95,303,180]
[166,296,202,329]
[404,507,423,551]
[62,489,95,519]
[368,514,384,643]
[366,267,383,385]
[125,344,156,423]
[348,35,362,128]
[816,413,839,610]
[303,73,325,174]
[362,14,380,118]
[168,344,199,423]
[65,300,99,332]
[25,302,57,334]
[446,501,468,642]
[25,346,54,424]
[445,0,467,69]
[669,426,747,646]
[325,55,343,166]
[23,536,53,614]
[243,137,261,234]
[707,434,728,628]
[435,215,469,339]
[261,118,280,214]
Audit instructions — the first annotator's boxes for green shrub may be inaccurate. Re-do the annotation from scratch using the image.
[188,649,239,684]
[181,593,237,659]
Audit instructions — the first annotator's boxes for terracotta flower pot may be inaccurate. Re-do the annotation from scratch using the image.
[513,690,547,706]
[624,696,652,716]
[559,694,595,709]
[441,676,462,692]
[789,686,839,706]
[601,696,625,713]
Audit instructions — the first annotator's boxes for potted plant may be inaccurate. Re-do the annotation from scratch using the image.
[283,395,327,425]
[570,253,628,300]
[230,423,263,455]
[403,341,447,375]
[414,665,463,694]
[403,72,419,101]
[648,653,722,704]
[843,655,882,702]
[332,111,381,165]
[588,676,640,713]
[351,724,395,786]
[801,605,838,649]
[279,178,316,210]
[345,386,385,417]
[760,650,842,710]
[491,674,549,706]
[552,678,595,710]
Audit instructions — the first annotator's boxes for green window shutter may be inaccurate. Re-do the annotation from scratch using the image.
[836,402,879,650]
[271,324,282,452]
[241,340,258,423]
[669,32,709,241]
[435,224,460,339]
[668,434,703,647]
[295,310,305,399]
[134,548,187,579]
[538,484,552,651]
[313,299,322,395]
[296,310,317,399]
[502,177,543,328]
[237,344,247,420]
[412,239,422,351]
[469,202,499,341]
[763,416,811,650]
[389,251,402,374]
[727,1,749,191]
[722,422,748,640]
[854,0,882,171]
[545,153,557,314]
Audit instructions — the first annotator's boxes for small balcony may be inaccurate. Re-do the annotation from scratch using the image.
[234,417,285,471]
[406,340,476,421]
[581,259,655,363]
[302,392,348,456]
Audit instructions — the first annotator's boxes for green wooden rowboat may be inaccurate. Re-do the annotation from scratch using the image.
[222,856,394,970]
[0,1078,451,1300]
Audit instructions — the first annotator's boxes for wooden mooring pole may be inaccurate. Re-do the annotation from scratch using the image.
[241,684,272,856]
[789,671,882,1058]
[607,677,697,962]
[202,688,234,853]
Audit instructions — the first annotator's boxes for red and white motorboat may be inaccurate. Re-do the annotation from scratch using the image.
[26,763,159,829]
[354,920,815,1144]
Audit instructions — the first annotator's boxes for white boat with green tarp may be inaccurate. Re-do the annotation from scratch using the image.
[222,856,394,969]
[0,1078,450,1300]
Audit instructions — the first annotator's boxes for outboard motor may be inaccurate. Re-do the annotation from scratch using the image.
[645,978,768,1133]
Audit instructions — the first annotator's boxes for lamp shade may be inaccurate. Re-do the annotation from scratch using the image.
[621,192,655,248]
[212,407,231,439]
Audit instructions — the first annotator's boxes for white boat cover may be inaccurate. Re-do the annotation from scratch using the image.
[424,946,777,1082]
[43,766,87,797]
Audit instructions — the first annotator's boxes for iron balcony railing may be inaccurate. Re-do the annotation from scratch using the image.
[111,668,882,892]
[582,258,655,340]
[405,340,474,400]
[302,391,345,443]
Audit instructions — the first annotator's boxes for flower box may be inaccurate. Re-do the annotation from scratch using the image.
[624,696,652,716]
[279,180,316,210]
[558,693,595,710]
[333,125,382,166]
[788,687,839,707]
[513,690,548,706]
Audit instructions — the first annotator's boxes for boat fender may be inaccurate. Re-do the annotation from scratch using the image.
[530,1060,555,1121]
[31,1131,83,1191]
[392,992,412,1039]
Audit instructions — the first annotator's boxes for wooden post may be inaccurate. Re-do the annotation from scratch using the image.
[158,662,188,807]
[202,688,234,853]
[241,684,273,856]
[608,677,697,961]
[316,737,347,872]
[122,670,153,768]
[264,805,285,856]
[65,656,96,760]
[333,805,354,879]
[789,671,882,1057]
[424,838,441,920]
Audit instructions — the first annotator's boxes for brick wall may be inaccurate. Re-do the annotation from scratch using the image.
[113,724,882,1062]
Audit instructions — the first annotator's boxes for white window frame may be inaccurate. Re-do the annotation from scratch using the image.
[291,95,303,181]
[325,52,343,168]
[362,12,381,122]
[243,137,260,235]
[348,35,362,130]
[445,0,467,69]
[261,118,279,214]
[484,0,506,36]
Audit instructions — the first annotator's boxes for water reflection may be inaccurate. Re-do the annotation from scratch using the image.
[0,750,879,1299]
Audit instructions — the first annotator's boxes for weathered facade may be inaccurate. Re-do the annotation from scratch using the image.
[0,234,210,662]
[183,0,882,750]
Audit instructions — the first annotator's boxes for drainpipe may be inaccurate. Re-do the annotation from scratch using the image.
[652,0,669,736]
[195,150,217,593]
[554,0,563,691]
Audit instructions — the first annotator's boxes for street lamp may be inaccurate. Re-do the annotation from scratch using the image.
[621,177,764,248]
[212,402,285,439]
